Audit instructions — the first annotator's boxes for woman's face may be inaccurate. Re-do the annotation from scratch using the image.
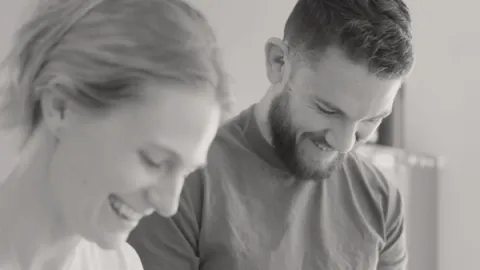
[44,81,220,249]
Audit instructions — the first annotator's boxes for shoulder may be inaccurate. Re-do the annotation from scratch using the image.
[343,148,400,199]
[341,149,405,233]
[179,109,257,212]
[210,110,251,157]
[186,109,253,182]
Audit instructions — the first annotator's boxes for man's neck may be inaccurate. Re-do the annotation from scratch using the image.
[253,87,278,146]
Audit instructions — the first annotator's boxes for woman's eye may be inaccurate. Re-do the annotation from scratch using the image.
[140,151,164,169]
[366,117,383,124]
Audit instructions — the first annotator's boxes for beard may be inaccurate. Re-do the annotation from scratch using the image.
[267,91,346,181]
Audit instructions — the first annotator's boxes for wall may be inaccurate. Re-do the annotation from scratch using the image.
[0,1,31,179]
[187,0,295,115]
[405,0,480,269]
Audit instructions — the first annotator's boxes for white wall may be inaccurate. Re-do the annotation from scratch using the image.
[187,0,295,115]
[0,1,31,179]
[405,0,480,269]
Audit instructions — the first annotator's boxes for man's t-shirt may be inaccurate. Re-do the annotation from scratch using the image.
[128,105,407,270]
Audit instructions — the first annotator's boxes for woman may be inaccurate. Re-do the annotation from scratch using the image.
[0,0,232,269]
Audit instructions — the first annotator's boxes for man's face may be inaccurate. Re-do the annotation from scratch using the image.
[267,46,402,181]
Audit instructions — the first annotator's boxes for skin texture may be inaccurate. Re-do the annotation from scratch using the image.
[256,39,403,181]
[0,81,220,269]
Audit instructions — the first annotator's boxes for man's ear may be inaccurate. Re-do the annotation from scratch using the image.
[264,37,290,85]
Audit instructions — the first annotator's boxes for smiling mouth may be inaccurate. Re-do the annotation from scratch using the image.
[108,194,146,222]
[312,140,331,151]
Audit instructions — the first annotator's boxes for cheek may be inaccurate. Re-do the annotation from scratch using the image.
[54,130,145,195]
[291,107,330,134]
[48,141,106,224]
[51,140,108,199]
[288,97,330,133]
[89,147,153,193]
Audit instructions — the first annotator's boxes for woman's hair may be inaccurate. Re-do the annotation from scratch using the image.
[0,0,232,146]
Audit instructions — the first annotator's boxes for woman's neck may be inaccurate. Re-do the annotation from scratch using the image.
[0,127,81,270]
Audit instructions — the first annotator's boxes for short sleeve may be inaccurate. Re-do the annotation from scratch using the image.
[377,181,408,270]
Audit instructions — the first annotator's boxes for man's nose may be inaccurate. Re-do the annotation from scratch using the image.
[325,122,357,153]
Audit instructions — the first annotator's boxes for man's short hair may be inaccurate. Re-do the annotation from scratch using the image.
[284,0,414,78]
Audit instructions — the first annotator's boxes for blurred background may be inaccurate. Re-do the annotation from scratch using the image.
[1,1,479,269]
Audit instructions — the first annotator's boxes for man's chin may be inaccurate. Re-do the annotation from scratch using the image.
[298,155,345,181]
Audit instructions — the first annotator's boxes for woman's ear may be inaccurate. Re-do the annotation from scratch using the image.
[264,37,290,85]
[40,88,70,138]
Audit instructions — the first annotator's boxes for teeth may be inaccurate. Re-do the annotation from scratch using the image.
[313,141,330,151]
[315,142,325,149]
[109,195,143,222]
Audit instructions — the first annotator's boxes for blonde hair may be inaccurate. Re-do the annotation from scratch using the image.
[0,0,232,146]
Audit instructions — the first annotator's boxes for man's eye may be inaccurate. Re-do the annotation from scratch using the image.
[318,106,337,115]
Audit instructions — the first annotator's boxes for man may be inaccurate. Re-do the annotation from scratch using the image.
[128,0,414,269]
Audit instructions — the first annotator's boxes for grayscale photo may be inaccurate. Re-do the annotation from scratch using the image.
[0,0,475,270]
